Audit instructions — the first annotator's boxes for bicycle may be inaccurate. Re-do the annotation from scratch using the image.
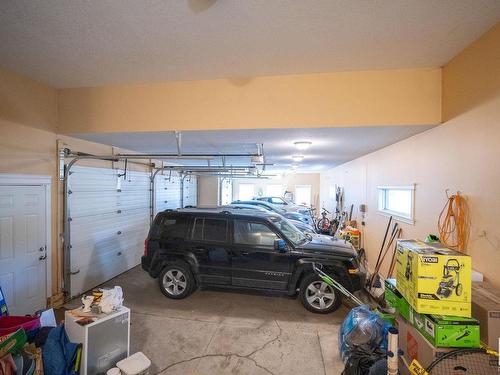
[316,208,331,233]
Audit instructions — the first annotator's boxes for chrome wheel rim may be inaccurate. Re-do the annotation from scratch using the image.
[305,281,335,310]
[163,269,187,296]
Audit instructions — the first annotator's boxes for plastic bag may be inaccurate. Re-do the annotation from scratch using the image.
[339,305,391,363]
[99,286,124,313]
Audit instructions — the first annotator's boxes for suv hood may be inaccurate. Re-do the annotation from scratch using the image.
[297,235,357,258]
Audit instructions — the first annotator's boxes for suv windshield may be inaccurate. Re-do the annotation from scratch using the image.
[269,216,307,246]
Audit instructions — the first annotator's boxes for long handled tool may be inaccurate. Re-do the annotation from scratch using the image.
[367,216,393,288]
[312,263,364,306]
[370,225,401,289]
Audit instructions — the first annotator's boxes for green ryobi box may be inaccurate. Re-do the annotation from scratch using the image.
[384,278,410,321]
[409,309,480,348]
[386,278,479,348]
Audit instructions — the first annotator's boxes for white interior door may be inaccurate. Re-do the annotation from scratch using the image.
[0,185,47,315]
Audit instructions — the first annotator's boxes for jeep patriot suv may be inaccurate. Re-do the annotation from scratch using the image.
[142,209,364,313]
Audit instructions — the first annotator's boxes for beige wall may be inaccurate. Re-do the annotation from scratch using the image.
[0,68,152,298]
[0,67,58,133]
[232,173,321,209]
[197,176,220,206]
[320,23,500,287]
[58,68,441,134]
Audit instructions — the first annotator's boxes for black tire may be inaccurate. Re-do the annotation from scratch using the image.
[299,273,342,314]
[158,261,195,299]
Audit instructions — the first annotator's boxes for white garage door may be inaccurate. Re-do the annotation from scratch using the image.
[154,171,182,213]
[68,166,151,297]
[154,173,197,214]
[183,175,197,207]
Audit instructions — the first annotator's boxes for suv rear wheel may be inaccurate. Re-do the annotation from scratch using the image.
[159,262,195,299]
[299,273,341,313]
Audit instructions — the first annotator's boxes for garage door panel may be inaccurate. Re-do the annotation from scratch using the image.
[70,250,137,297]
[71,236,143,272]
[68,166,150,297]
[183,176,197,207]
[155,172,182,213]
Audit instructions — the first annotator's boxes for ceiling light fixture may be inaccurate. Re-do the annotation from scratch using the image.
[294,141,312,150]
[292,155,304,162]
[291,164,299,170]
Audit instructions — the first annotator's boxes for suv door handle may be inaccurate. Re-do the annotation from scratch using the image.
[241,251,249,256]
[195,247,206,252]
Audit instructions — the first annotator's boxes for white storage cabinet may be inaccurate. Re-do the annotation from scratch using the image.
[65,307,130,375]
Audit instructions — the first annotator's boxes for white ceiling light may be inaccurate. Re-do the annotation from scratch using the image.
[294,141,312,150]
[292,155,304,162]
[291,164,299,169]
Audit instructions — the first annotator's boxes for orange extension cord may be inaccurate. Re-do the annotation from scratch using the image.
[438,191,470,253]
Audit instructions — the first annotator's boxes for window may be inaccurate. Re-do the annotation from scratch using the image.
[378,185,415,223]
[234,220,278,247]
[295,185,312,206]
[238,183,255,201]
[160,216,189,240]
[192,218,228,242]
[265,184,283,198]
[270,197,286,205]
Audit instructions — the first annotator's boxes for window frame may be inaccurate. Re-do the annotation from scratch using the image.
[232,219,281,250]
[294,185,312,207]
[191,217,229,243]
[238,183,256,201]
[377,184,415,224]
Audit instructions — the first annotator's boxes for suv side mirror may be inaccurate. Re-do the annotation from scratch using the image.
[274,239,286,252]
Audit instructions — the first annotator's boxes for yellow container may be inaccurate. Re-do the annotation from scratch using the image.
[395,239,471,317]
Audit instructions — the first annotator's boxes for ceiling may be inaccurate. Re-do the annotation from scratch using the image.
[1,1,499,88]
[72,125,435,173]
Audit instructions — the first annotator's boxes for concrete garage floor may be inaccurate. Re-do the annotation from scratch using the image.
[69,266,348,375]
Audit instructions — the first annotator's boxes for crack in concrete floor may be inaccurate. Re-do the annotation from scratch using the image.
[158,320,283,375]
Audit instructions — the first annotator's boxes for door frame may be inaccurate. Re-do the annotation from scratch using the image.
[0,173,52,298]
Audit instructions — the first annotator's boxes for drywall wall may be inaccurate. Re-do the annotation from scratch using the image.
[0,68,153,298]
[232,173,321,209]
[320,23,500,287]
[0,66,58,133]
[197,176,220,206]
[58,68,441,134]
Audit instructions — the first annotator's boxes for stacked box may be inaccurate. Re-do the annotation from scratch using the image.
[385,278,479,348]
[472,282,500,351]
[395,239,471,317]
[384,278,410,321]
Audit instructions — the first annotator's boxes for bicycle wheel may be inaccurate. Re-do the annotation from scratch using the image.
[317,218,330,232]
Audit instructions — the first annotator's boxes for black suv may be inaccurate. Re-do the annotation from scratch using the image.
[142,209,364,313]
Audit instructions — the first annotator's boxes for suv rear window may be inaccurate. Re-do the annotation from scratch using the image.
[159,215,189,240]
[192,218,228,243]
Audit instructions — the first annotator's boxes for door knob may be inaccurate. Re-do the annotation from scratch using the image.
[39,254,47,261]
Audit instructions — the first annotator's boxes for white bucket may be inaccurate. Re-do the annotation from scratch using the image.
[116,352,151,375]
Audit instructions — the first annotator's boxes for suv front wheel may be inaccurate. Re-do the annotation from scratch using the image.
[159,262,195,299]
[299,273,341,314]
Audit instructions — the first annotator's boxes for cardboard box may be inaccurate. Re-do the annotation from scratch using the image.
[409,309,480,348]
[472,282,500,351]
[386,278,479,348]
[395,239,471,317]
[396,316,452,374]
[385,278,410,321]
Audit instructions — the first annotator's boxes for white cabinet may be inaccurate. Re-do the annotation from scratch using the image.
[65,307,130,375]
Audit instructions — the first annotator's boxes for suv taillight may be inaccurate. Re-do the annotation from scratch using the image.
[144,239,149,257]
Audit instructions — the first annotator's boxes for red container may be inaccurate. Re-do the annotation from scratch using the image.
[0,315,40,336]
